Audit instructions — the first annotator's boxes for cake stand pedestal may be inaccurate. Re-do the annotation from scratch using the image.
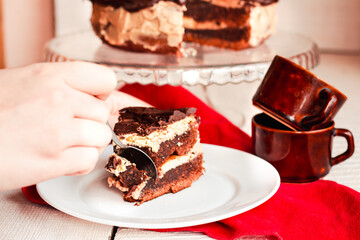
[44,30,320,132]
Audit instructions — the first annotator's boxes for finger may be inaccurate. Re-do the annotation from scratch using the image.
[47,61,117,96]
[71,89,111,123]
[58,147,99,176]
[62,119,111,148]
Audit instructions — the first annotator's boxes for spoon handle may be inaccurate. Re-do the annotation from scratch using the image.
[106,122,127,148]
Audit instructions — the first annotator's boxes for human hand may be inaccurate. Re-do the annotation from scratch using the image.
[0,62,116,190]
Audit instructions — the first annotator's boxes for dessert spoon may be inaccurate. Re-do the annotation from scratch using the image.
[106,122,158,180]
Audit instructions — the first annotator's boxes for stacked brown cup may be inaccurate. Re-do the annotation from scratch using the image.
[252,55,355,183]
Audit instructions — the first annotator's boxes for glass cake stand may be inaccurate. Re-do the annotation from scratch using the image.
[44,30,319,86]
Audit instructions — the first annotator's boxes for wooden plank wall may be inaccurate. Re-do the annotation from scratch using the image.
[0,0,5,68]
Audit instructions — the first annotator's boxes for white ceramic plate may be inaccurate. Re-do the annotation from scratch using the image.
[37,144,280,229]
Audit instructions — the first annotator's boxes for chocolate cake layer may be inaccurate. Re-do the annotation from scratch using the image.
[186,28,250,42]
[184,31,253,50]
[109,153,204,204]
[90,0,185,12]
[185,0,252,26]
[98,36,181,55]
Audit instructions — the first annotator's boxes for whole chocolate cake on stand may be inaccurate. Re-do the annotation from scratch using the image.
[89,0,278,54]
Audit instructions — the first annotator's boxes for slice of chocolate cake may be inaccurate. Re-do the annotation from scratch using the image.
[184,0,278,50]
[90,0,186,55]
[106,107,204,204]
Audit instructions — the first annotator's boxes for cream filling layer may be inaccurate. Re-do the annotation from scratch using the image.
[91,2,185,51]
[119,116,198,152]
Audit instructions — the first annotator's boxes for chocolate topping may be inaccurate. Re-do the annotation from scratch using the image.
[90,0,186,12]
[114,107,198,135]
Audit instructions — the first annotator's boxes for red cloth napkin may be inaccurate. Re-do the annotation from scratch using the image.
[22,84,360,240]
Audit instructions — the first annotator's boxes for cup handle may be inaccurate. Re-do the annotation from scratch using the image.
[301,88,337,128]
[332,128,355,166]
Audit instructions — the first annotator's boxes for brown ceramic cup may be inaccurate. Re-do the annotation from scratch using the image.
[252,113,355,183]
[253,55,347,131]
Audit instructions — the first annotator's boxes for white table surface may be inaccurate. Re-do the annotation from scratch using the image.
[0,53,359,240]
